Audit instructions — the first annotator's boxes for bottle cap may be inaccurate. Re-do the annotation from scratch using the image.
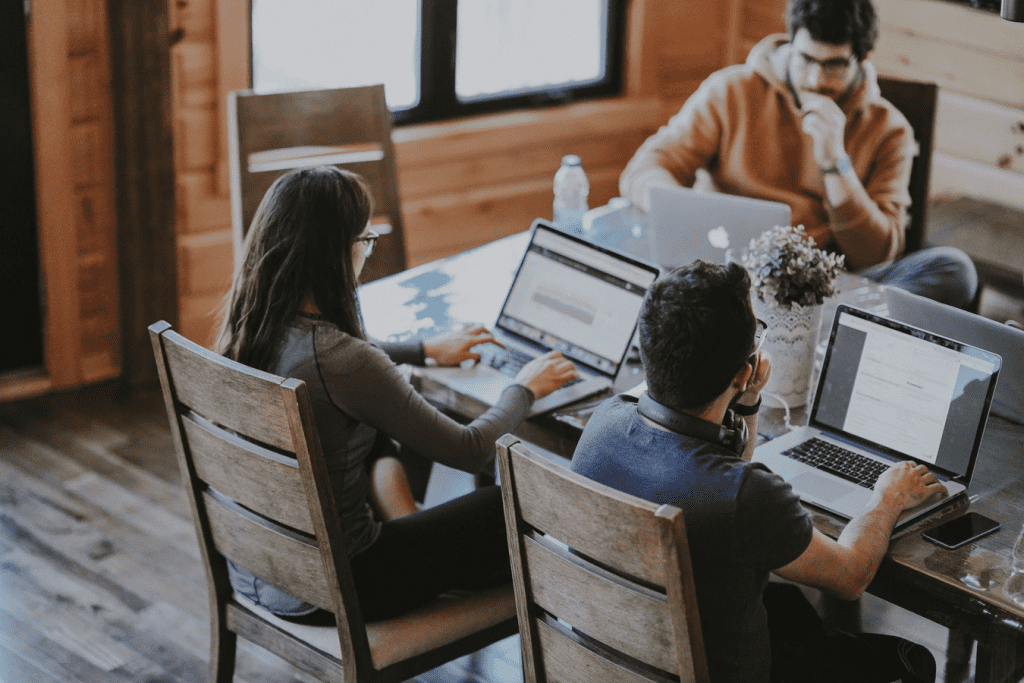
[561,154,581,167]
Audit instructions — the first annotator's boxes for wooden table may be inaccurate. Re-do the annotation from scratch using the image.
[359,230,1024,683]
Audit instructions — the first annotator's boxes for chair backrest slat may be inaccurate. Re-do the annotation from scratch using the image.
[240,162,391,238]
[233,88,388,154]
[522,534,677,672]
[534,617,676,683]
[161,333,295,451]
[203,490,334,610]
[508,443,670,584]
[183,414,315,534]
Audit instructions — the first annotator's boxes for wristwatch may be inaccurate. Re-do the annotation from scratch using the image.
[731,396,762,416]
[821,155,853,176]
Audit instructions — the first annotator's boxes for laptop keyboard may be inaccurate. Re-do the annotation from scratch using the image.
[485,347,582,387]
[783,437,890,489]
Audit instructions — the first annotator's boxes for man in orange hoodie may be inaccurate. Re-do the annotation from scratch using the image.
[621,0,977,309]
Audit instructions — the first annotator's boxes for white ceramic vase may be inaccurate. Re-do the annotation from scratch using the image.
[752,297,822,408]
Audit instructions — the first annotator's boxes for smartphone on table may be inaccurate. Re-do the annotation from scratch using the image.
[922,512,1001,549]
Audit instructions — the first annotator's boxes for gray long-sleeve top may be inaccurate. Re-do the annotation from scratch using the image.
[274,313,534,555]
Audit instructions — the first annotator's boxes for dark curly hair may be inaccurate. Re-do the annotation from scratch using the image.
[637,261,756,411]
[788,0,879,61]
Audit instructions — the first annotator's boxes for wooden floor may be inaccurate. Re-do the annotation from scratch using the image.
[0,383,527,683]
[2,196,1022,683]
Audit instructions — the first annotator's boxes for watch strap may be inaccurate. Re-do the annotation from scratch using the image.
[821,155,853,175]
[731,395,762,416]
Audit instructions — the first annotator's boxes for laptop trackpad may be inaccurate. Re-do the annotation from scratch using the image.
[792,472,847,503]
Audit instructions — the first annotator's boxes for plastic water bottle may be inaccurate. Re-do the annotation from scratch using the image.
[553,154,589,235]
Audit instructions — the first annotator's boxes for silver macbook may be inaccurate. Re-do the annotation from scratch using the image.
[647,186,792,268]
[753,305,1001,531]
[420,220,660,416]
[885,286,1024,424]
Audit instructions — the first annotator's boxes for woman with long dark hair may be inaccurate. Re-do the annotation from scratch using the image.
[216,166,577,623]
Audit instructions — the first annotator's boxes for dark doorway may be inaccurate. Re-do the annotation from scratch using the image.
[0,0,44,373]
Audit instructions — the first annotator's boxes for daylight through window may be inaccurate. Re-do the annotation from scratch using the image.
[251,0,624,125]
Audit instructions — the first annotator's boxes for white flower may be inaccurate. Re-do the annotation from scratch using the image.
[741,225,845,311]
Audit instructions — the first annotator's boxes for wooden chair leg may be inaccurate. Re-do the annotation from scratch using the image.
[944,628,973,683]
[209,619,237,683]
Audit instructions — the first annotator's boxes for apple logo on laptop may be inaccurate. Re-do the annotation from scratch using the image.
[707,225,730,250]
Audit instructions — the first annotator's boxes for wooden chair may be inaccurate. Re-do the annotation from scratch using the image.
[496,435,709,683]
[877,77,939,255]
[228,84,407,282]
[149,320,516,682]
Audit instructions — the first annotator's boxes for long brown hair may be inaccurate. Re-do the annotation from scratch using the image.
[215,166,373,370]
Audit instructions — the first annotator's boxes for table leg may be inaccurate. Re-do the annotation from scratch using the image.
[974,627,1024,683]
[944,628,973,683]
[820,593,862,634]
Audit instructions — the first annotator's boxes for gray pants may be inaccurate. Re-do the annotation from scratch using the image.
[858,246,978,310]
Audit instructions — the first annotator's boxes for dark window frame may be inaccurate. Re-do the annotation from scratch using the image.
[249,0,629,127]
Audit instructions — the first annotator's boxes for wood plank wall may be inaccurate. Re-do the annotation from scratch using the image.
[733,0,1024,210]
[166,0,740,347]
[9,0,1022,401]
[868,0,1024,207]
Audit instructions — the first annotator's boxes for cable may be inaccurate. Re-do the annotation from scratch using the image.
[761,391,792,432]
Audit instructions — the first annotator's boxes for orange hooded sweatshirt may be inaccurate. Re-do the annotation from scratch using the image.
[620,34,917,270]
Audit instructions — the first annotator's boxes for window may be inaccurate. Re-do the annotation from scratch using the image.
[250,0,626,125]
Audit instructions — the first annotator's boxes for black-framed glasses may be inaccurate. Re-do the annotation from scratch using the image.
[356,230,380,258]
[797,52,856,77]
[750,319,768,360]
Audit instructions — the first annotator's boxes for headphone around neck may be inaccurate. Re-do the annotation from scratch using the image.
[636,392,748,456]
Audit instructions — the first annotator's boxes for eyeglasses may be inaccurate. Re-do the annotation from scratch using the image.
[797,52,856,77]
[356,230,380,257]
[750,319,768,361]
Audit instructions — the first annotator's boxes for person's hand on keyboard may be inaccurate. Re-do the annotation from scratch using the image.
[872,461,948,512]
[423,325,505,366]
[515,350,580,399]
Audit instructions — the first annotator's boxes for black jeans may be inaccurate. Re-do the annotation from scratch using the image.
[349,484,511,621]
[766,583,937,683]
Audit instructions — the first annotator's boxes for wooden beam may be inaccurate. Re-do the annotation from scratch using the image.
[107,0,177,386]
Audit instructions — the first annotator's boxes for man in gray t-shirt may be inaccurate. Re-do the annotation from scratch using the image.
[572,261,944,683]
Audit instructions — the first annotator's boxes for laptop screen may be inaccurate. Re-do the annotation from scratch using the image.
[810,306,1001,479]
[497,224,658,377]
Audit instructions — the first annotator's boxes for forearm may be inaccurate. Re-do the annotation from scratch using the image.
[620,160,687,213]
[824,167,902,269]
[377,340,426,366]
[620,89,721,212]
[740,414,758,462]
[832,496,903,596]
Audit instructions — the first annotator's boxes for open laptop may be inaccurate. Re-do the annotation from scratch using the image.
[420,220,661,416]
[646,185,792,268]
[885,286,1024,424]
[753,305,1001,531]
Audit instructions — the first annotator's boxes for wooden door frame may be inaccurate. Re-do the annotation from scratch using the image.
[6,0,177,401]
[12,0,81,400]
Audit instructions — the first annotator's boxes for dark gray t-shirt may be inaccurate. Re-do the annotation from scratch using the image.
[229,314,533,615]
[571,395,813,683]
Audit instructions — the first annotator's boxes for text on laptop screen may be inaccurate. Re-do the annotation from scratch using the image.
[813,311,998,475]
[498,229,657,375]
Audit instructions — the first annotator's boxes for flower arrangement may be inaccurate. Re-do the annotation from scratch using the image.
[742,225,845,311]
